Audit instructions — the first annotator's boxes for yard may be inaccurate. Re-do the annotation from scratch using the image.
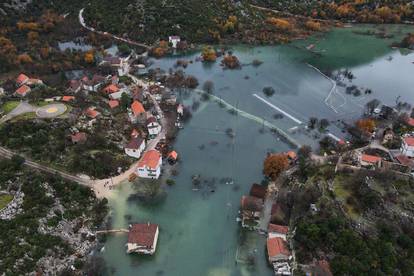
[333,176,360,220]
[0,194,13,210]
[1,101,20,114]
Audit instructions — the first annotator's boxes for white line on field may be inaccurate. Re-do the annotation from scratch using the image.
[253,94,303,124]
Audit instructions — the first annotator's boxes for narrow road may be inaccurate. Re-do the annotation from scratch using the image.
[78,8,150,50]
[0,101,36,123]
[0,147,92,186]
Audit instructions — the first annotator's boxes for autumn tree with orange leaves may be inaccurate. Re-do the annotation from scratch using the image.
[263,153,289,180]
[356,118,376,134]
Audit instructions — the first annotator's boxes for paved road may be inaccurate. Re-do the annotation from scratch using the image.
[0,101,35,123]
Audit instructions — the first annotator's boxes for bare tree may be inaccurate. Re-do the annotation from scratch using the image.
[202,80,214,94]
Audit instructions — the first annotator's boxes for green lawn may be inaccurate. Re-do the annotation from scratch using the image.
[333,176,360,220]
[10,112,36,122]
[0,194,13,210]
[1,101,20,114]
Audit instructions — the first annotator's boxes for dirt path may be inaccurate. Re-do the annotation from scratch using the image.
[78,8,150,50]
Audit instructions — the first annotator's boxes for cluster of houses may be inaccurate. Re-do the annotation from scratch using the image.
[339,117,414,177]
[238,183,293,275]
[14,73,43,97]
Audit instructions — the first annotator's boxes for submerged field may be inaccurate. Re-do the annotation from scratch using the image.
[99,25,414,275]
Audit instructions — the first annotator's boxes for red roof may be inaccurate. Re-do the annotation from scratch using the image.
[126,137,145,150]
[16,73,29,85]
[395,155,414,167]
[71,132,87,143]
[361,154,382,164]
[168,151,178,160]
[249,183,267,199]
[131,101,145,116]
[108,100,119,109]
[267,237,290,258]
[128,223,158,247]
[85,108,100,119]
[271,203,282,216]
[138,150,161,170]
[62,96,75,102]
[241,195,263,212]
[404,137,414,147]
[103,84,120,94]
[407,117,414,127]
[15,85,31,96]
[268,224,289,235]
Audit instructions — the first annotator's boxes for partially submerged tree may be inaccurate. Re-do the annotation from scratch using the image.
[263,153,289,180]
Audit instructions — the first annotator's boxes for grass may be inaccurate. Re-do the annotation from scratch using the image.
[1,101,20,114]
[0,194,14,210]
[333,176,360,220]
[10,112,36,122]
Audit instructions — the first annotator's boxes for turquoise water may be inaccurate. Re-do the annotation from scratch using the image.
[100,25,414,275]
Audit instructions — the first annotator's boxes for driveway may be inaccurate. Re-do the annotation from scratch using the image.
[0,101,36,123]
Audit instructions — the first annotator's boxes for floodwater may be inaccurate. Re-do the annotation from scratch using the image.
[100,25,414,276]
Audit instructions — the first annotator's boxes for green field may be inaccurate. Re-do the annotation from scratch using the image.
[0,194,13,210]
[1,101,20,114]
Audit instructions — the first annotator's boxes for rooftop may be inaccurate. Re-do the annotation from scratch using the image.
[267,237,290,258]
[128,223,158,247]
[249,183,267,199]
[268,224,289,235]
[361,154,382,164]
[241,195,263,212]
[131,101,145,116]
[138,150,161,169]
[404,137,414,147]
[126,137,145,150]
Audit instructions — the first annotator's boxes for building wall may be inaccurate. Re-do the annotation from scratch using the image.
[136,158,162,179]
[401,143,414,157]
[125,141,146,159]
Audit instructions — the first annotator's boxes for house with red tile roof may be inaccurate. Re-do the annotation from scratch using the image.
[15,85,31,97]
[136,150,162,179]
[249,183,267,199]
[125,137,146,159]
[267,237,291,263]
[360,154,382,167]
[407,117,414,127]
[82,74,107,92]
[268,224,289,240]
[401,136,414,158]
[16,73,29,86]
[167,151,178,163]
[71,132,87,144]
[108,100,119,109]
[85,108,101,119]
[395,155,414,170]
[62,96,75,102]
[103,84,120,94]
[130,100,146,123]
[126,223,159,255]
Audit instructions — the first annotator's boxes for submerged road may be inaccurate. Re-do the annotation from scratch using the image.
[253,94,303,124]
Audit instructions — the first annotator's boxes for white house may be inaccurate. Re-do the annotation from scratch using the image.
[81,74,108,92]
[136,150,162,179]
[147,117,161,138]
[401,136,414,157]
[168,36,181,48]
[125,137,146,159]
[126,223,159,255]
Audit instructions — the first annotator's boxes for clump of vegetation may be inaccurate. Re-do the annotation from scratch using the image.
[263,86,275,97]
[263,153,289,180]
[221,52,241,69]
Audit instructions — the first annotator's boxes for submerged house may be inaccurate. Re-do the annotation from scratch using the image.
[240,195,263,229]
[136,150,162,179]
[126,223,159,255]
[267,237,291,263]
